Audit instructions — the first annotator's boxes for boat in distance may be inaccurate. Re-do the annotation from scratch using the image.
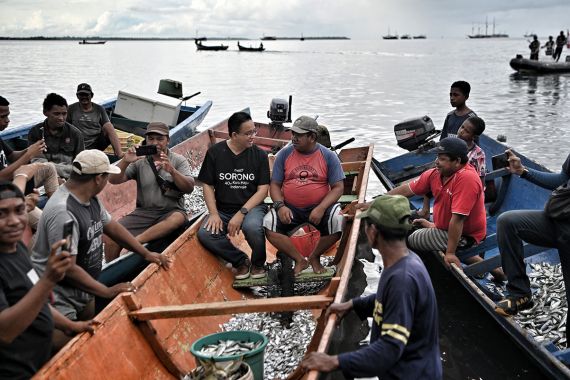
[195,39,229,51]
[33,113,374,380]
[510,55,570,74]
[237,41,265,52]
[372,131,570,379]
[78,40,106,45]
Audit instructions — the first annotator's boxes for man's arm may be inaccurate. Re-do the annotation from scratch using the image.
[387,183,415,197]
[103,221,171,268]
[269,181,284,202]
[201,184,223,235]
[167,163,194,193]
[109,147,139,184]
[102,121,124,158]
[443,213,466,268]
[0,141,47,181]
[63,257,119,298]
[226,184,269,236]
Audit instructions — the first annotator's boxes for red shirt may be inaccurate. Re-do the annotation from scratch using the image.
[409,164,486,243]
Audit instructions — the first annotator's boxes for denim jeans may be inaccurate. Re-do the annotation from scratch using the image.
[197,204,267,268]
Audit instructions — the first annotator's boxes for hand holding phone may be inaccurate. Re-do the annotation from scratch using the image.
[135,145,158,156]
[61,220,74,253]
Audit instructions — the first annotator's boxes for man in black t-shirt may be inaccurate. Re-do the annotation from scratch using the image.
[197,112,270,280]
[0,182,95,379]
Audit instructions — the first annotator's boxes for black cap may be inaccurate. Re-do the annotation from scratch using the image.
[76,83,93,95]
[436,137,468,157]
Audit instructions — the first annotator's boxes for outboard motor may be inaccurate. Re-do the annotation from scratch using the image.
[394,115,439,151]
[267,96,292,129]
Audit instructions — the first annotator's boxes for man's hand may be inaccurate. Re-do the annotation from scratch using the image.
[27,140,47,158]
[277,206,293,224]
[25,190,40,212]
[159,152,174,174]
[301,352,339,373]
[443,252,462,270]
[63,319,100,337]
[355,201,371,212]
[506,149,524,176]
[204,213,224,235]
[227,213,244,237]
[145,252,173,269]
[123,147,142,164]
[412,218,435,228]
[43,240,73,284]
[309,206,325,226]
[104,282,134,298]
[325,300,353,325]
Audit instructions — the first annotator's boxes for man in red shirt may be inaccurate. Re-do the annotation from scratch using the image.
[387,137,486,268]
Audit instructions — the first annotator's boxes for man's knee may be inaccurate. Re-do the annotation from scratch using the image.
[242,218,264,236]
[497,211,519,231]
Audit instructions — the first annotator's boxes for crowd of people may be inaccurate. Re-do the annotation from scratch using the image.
[529,30,568,61]
[1,77,569,379]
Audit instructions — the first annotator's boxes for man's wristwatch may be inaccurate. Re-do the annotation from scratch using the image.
[520,168,529,179]
[273,200,284,211]
[240,207,249,215]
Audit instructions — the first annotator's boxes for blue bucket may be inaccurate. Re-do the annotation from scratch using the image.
[190,330,269,380]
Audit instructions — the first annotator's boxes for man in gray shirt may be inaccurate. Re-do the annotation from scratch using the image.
[108,122,195,260]
[67,83,123,158]
[31,150,171,321]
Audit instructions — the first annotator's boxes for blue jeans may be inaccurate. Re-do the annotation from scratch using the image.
[498,209,570,299]
[197,204,267,268]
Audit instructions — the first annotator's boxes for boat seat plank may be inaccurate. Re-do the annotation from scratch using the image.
[233,268,336,288]
[457,234,498,261]
[263,194,357,204]
[129,295,334,321]
[209,130,290,147]
[464,244,551,277]
[484,167,511,181]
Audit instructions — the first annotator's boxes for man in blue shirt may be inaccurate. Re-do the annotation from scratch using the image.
[301,195,442,379]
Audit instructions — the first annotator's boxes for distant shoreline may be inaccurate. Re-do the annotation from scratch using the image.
[0,36,350,41]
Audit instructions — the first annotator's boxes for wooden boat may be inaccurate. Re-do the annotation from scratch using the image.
[237,41,265,52]
[195,39,229,51]
[413,35,427,39]
[78,40,106,45]
[510,55,570,74]
[372,133,570,379]
[33,114,373,380]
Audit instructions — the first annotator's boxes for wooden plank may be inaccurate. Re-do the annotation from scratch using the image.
[233,268,336,288]
[464,244,551,277]
[129,295,334,321]
[123,293,182,378]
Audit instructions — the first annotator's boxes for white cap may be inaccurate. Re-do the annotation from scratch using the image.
[72,150,121,175]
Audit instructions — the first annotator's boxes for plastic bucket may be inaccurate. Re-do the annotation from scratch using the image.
[190,330,269,380]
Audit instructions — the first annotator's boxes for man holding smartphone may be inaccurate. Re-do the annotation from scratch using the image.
[108,122,194,261]
[31,150,171,322]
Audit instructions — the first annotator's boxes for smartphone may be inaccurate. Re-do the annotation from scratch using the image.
[61,220,74,253]
[492,152,510,170]
[135,144,158,156]
[39,126,45,140]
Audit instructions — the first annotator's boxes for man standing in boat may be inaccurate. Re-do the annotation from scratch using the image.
[197,112,270,280]
[28,93,85,181]
[107,122,194,260]
[0,181,96,379]
[440,81,477,140]
[301,195,442,379]
[529,35,540,60]
[553,30,568,62]
[31,150,170,322]
[495,151,570,325]
[67,83,124,158]
[263,116,345,276]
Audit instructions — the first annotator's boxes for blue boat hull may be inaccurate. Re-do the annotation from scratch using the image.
[374,134,570,379]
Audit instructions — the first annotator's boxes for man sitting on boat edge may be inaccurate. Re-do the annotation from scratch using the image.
[107,122,195,261]
[263,116,345,276]
[0,181,97,379]
[30,150,171,323]
[301,195,442,379]
[197,112,270,280]
[495,150,570,326]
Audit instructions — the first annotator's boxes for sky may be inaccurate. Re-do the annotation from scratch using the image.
[0,0,569,39]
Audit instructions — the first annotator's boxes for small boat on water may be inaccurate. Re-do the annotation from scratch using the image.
[510,55,570,74]
[195,39,229,51]
[400,34,411,40]
[237,41,265,52]
[413,35,427,39]
[34,113,373,380]
[78,40,106,45]
[372,119,570,379]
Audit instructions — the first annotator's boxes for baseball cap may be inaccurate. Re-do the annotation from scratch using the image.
[290,116,318,134]
[357,195,412,231]
[72,150,121,175]
[76,83,93,95]
[436,137,468,158]
[145,122,169,136]
[0,181,25,200]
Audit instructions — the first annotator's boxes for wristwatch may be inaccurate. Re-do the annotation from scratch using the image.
[240,207,249,215]
[273,200,284,211]
[520,168,529,179]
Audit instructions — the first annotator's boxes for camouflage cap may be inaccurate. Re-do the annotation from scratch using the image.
[357,195,412,231]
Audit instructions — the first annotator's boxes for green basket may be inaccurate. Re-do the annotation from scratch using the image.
[190,330,269,380]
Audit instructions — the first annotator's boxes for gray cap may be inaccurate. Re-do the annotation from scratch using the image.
[290,116,318,134]
[436,137,468,158]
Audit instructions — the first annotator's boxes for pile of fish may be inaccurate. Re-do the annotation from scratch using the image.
[197,339,263,358]
[221,311,316,379]
[487,262,568,349]
[183,185,206,216]
[185,360,249,380]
